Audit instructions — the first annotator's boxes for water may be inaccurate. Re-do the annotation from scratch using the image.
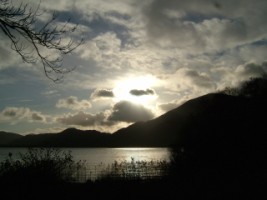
[0,147,170,163]
[0,147,171,181]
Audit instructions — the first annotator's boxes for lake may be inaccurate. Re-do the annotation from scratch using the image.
[0,147,171,181]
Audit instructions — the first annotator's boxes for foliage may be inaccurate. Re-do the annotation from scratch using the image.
[220,77,267,98]
[0,0,83,82]
[0,148,86,183]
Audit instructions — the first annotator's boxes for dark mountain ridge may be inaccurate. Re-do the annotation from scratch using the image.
[5,128,111,147]
[1,77,266,198]
[1,81,267,148]
[112,92,266,148]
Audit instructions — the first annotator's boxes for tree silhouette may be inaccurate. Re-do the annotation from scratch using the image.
[221,76,267,98]
[238,77,267,98]
[0,0,83,82]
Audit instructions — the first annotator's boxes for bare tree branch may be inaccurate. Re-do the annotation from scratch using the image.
[0,0,83,82]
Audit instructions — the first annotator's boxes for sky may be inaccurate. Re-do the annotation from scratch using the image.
[1,0,267,135]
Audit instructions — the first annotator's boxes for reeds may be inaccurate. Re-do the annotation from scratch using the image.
[93,157,170,181]
[0,148,86,183]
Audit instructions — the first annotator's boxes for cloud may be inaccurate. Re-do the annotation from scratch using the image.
[56,96,91,110]
[171,68,215,92]
[184,69,215,89]
[108,101,154,122]
[78,32,122,66]
[56,111,112,127]
[31,112,45,121]
[129,89,155,96]
[91,89,114,99]
[57,101,155,127]
[235,62,267,80]
[157,95,191,113]
[0,38,21,70]
[42,90,59,96]
[0,107,48,124]
[158,102,178,113]
[144,0,267,53]
[2,107,29,119]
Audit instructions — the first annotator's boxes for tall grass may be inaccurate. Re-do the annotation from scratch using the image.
[0,148,86,183]
[96,157,170,181]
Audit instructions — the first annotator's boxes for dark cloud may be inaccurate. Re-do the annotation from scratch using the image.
[57,111,113,127]
[56,96,91,110]
[91,89,114,99]
[108,101,154,123]
[144,0,267,52]
[129,89,155,96]
[1,107,29,119]
[184,70,214,89]
[3,109,17,117]
[0,107,48,124]
[31,113,44,121]
[236,62,267,79]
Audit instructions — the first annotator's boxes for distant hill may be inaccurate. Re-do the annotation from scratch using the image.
[1,90,267,149]
[0,131,23,146]
[7,128,112,147]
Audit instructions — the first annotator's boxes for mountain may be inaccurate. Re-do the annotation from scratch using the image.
[0,131,23,146]
[1,92,267,149]
[8,128,112,147]
[113,92,267,184]
[113,92,267,151]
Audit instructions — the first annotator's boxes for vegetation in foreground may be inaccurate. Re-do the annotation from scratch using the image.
[0,147,265,200]
[0,148,175,199]
[0,148,86,184]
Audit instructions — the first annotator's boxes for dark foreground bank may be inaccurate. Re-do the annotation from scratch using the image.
[1,173,265,200]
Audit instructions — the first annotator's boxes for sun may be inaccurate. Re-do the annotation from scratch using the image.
[113,76,158,105]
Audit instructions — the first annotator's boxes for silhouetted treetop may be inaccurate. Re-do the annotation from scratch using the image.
[0,0,83,82]
[221,76,267,98]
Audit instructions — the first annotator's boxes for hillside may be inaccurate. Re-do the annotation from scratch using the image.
[112,93,267,148]
[0,131,23,146]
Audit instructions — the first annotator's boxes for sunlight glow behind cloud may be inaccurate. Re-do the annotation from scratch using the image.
[113,76,158,105]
